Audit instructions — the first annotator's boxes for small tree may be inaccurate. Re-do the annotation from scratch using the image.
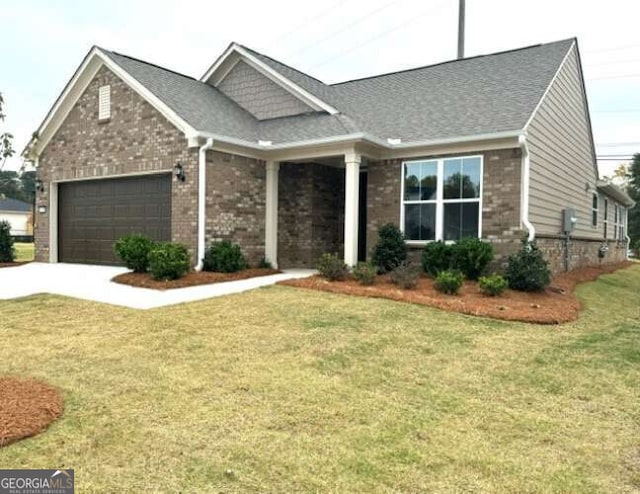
[372,223,407,273]
[0,220,15,262]
[0,93,15,171]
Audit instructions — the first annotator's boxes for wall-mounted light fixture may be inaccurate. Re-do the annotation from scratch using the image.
[35,179,45,193]
[174,162,185,182]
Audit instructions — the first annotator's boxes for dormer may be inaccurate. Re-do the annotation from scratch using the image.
[200,43,338,120]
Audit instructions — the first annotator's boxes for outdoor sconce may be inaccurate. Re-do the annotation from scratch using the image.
[174,162,185,182]
[35,179,45,193]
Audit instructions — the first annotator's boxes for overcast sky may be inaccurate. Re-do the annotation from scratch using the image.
[2,0,639,175]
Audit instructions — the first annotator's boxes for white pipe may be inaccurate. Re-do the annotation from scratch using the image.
[195,138,214,271]
[518,134,535,242]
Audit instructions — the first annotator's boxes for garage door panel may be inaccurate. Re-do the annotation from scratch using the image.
[59,174,172,265]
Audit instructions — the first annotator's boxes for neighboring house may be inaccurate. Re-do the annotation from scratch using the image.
[0,197,33,238]
[25,37,633,272]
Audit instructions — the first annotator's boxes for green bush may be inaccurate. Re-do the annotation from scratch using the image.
[372,223,407,273]
[352,262,376,285]
[148,242,190,281]
[421,241,453,277]
[202,240,247,273]
[390,263,419,289]
[434,269,464,295]
[478,273,508,296]
[451,238,494,280]
[0,220,15,263]
[317,253,348,281]
[113,234,155,272]
[505,239,551,292]
[257,257,273,269]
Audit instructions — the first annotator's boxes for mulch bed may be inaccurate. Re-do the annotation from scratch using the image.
[0,262,30,269]
[0,377,63,447]
[112,268,281,290]
[279,262,635,325]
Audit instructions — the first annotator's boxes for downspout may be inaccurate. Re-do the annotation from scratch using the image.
[195,137,214,271]
[518,134,535,242]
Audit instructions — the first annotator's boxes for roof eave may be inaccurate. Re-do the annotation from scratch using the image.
[597,180,635,207]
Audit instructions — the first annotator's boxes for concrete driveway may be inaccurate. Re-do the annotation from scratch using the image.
[0,262,313,309]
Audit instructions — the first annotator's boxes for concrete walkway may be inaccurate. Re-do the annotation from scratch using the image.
[0,262,314,309]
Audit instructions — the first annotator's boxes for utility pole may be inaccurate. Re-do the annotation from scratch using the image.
[457,0,465,59]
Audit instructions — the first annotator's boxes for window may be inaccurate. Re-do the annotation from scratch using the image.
[603,198,608,238]
[614,204,619,240]
[402,155,482,242]
[98,85,111,120]
[619,207,626,241]
[591,193,599,227]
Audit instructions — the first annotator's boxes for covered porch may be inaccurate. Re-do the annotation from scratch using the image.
[265,151,368,269]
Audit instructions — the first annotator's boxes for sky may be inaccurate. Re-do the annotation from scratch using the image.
[1,0,639,176]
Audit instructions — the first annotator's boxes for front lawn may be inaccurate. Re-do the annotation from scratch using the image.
[0,266,639,492]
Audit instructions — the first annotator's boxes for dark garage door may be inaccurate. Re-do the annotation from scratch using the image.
[58,174,171,265]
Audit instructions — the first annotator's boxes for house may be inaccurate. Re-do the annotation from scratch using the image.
[25,37,633,272]
[0,196,33,239]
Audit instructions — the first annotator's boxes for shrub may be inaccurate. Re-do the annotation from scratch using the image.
[372,223,407,273]
[451,238,494,280]
[434,269,464,295]
[389,263,419,289]
[505,239,551,292]
[0,220,15,263]
[478,273,508,296]
[421,241,453,277]
[113,233,154,272]
[202,240,247,273]
[317,253,348,281]
[257,257,273,269]
[148,242,190,281]
[352,262,376,285]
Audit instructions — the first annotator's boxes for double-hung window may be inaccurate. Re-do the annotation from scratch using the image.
[402,155,482,242]
[591,193,599,227]
[614,204,619,240]
[603,198,609,238]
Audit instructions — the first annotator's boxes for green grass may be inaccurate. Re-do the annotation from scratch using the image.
[0,266,639,492]
[14,242,34,262]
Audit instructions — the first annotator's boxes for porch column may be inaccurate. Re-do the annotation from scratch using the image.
[265,161,280,268]
[343,152,361,267]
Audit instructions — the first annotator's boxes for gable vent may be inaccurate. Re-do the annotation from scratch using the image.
[98,85,111,120]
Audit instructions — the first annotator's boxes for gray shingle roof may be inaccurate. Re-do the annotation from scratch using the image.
[0,197,32,212]
[100,38,576,146]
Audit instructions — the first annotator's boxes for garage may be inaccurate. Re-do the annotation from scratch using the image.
[58,174,171,265]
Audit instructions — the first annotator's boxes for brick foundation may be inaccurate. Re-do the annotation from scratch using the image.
[535,235,628,274]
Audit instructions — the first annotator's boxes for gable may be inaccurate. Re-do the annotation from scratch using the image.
[218,60,314,120]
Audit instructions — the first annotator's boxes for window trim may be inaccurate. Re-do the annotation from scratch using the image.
[591,192,599,228]
[603,198,608,239]
[400,154,484,244]
[98,84,111,121]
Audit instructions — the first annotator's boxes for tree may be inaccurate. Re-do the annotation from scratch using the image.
[0,92,15,171]
[0,170,35,203]
[627,153,640,248]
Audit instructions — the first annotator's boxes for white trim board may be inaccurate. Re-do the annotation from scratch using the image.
[200,42,338,115]
[27,47,197,158]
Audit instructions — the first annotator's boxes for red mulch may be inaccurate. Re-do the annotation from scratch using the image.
[0,377,63,447]
[112,268,281,290]
[279,262,635,325]
[0,262,30,269]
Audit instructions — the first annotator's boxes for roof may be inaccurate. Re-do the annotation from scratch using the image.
[98,38,576,147]
[0,197,32,213]
[597,180,635,207]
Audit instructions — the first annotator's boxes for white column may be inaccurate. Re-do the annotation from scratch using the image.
[343,152,361,267]
[265,161,280,268]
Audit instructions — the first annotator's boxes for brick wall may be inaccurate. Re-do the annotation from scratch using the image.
[205,151,266,265]
[536,236,628,274]
[366,148,525,265]
[35,65,198,262]
[278,163,344,268]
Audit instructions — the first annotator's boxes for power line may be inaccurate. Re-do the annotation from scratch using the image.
[596,142,640,147]
[588,58,640,67]
[588,73,640,81]
[266,0,351,49]
[310,0,449,70]
[284,0,401,60]
[592,109,640,113]
[587,43,640,54]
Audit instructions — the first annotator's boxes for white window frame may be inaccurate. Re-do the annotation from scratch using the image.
[614,204,619,240]
[591,192,599,227]
[98,85,111,121]
[400,154,483,245]
[603,198,609,239]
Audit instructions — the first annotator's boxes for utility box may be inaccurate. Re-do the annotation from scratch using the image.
[562,208,577,234]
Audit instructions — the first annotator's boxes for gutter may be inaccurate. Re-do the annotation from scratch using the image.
[195,138,214,271]
[518,134,535,242]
